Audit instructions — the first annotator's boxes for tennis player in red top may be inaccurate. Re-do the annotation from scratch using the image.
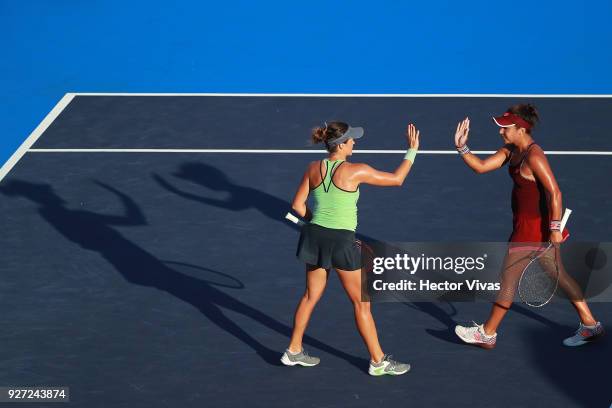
[452,103,603,348]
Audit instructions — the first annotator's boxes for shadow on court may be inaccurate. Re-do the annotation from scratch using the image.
[522,323,610,407]
[402,301,462,344]
[410,296,609,407]
[0,179,364,369]
[153,161,301,231]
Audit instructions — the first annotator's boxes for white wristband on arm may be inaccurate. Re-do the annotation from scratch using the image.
[457,145,470,155]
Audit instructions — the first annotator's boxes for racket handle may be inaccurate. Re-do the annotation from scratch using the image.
[560,208,572,231]
[285,212,306,227]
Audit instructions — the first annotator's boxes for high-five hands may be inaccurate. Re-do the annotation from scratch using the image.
[407,123,420,150]
[454,117,470,148]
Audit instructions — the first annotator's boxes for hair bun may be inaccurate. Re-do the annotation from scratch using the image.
[311,127,327,144]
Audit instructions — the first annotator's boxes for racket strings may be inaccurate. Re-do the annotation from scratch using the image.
[518,246,560,307]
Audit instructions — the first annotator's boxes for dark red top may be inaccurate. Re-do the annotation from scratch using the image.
[508,143,568,243]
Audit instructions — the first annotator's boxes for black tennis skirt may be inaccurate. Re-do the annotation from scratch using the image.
[296,223,362,270]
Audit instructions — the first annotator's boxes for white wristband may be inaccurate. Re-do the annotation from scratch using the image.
[457,145,470,155]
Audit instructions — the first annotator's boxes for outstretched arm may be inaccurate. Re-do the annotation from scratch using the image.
[454,118,511,174]
[526,147,563,243]
[93,181,146,226]
[153,174,244,210]
[354,123,420,187]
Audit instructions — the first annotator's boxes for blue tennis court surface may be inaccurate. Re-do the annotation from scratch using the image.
[1,95,610,407]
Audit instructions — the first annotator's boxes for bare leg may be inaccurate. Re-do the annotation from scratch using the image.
[336,267,385,363]
[570,300,597,326]
[483,251,532,335]
[288,265,329,352]
[553,248,598,325]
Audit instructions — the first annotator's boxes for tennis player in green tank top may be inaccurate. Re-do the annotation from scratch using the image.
[280,121,420,376]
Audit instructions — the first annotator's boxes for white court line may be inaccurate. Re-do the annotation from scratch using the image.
[0,93,76,182]
[4,93,612,182]
[27,148,612,155]
[72,93,612,98]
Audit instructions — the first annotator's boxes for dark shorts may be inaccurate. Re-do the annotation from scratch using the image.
[296,223,361,270]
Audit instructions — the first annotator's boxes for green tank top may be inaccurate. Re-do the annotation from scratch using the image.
[310,159,360,231]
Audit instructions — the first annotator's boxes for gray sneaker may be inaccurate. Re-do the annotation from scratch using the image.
[563,322,604,347]
[280,349,320,367]
[368,354,410,376]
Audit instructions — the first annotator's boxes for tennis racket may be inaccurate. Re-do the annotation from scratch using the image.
[517,208,572,307]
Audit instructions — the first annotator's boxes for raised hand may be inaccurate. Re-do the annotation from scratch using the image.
[454,117,470,148]
[407,123,420,150]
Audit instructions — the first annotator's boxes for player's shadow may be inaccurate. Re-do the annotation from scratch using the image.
[0,179,364,369]
[152,161,301,231]
[521,322,610,407]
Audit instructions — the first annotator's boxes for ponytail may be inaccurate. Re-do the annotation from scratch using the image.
[310,121,349,152]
